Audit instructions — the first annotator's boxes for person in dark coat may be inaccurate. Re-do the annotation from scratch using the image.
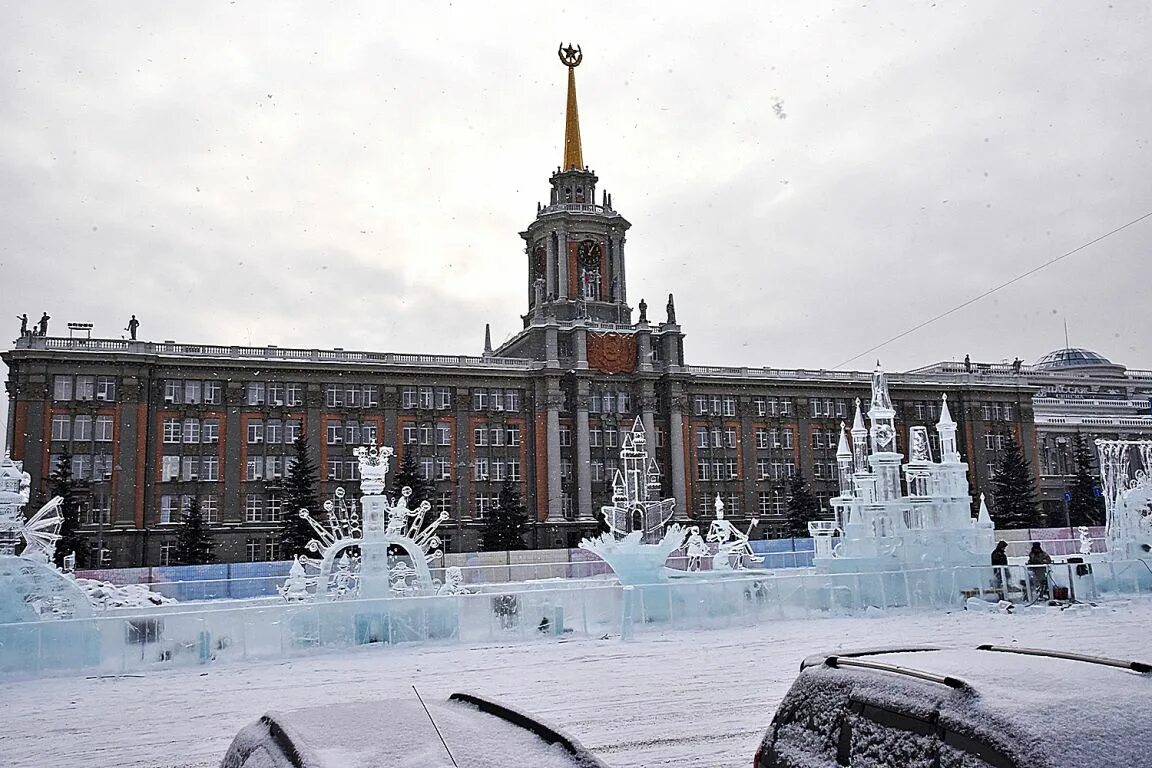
[1026,542,1052,600]
[991,540,1009,593]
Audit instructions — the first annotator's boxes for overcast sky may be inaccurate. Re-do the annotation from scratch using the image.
[2,2,1150,434]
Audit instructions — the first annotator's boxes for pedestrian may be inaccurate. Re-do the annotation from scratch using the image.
[1026,542,1052,601]
[991,540,1009,594]
[37,312,50,336]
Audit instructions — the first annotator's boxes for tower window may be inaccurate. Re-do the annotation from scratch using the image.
[578,240,602,301]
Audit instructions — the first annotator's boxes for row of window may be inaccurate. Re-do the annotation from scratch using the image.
[981,402,1016,422]
[473,425,522,447]
[48,453,114,481]
[163,418,221,444]
[51,415,115,442]
[696,460,742,481]
[246,381,304,407]
[164,379,224,405]
[325,420,376,445]
[53,375,117,402]
[474,458,522,482]
[159,494,219,524]
[559,425,659,448]
[161,455,220,482]
[587,390,632,414]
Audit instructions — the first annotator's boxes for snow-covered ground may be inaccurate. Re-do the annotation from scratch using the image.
[8,599,1152,768]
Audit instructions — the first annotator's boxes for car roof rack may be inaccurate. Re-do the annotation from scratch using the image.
[800,646,940,670]
[823,656,972,690]
[975,645,1151,673]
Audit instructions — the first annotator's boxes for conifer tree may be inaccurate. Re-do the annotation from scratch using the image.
[390,449,435,510]
[1067,431,1105,527]
[480,479,530,551]
[173,495,216,565]
[50,451,89,569]
[990,431,1039,529]
[279,435,320,558]
[785,471,821,539]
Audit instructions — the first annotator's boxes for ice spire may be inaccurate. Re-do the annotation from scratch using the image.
[836,421,855,498]
[558,43,584,171]
[870,361,893,411]
[977,493,993,527]
[936,393,960,463]
[850,397,868,472]
[836,421,852,458]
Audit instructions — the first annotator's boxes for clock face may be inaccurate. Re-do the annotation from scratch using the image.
[875,424,895,448]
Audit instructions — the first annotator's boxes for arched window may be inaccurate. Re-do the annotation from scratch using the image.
[578,240,602,301]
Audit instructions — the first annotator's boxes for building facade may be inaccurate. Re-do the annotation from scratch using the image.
[913,349,1152,524]
[2,52,1040,566]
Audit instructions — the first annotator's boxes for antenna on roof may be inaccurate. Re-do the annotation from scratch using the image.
[1063,317,1070,350]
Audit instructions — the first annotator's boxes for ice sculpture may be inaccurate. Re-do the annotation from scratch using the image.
[1095,439,1152,560]
[579,419,686,586]
[706,494,762,570]
[818,367,996,576]
[0,452,94,622]
[286,442,450,600]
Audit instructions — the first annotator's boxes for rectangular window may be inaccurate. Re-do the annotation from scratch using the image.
[694,395,708,416]
[363,385,379,407]
[202,419,220,444]
[327,459,341,481]
[561,460,573,480]
[93,454,114,480]
[696,428,710,449]
[202,455,219,482]
[265,455,285,479]
[326,384,343,408]
[697,463,709,481]
[472,389,488,411]
[162,455,181,482]
[710,428,722,449]
[402,387,418,409]
[753,397,767,417]
[436,456,451,480]
[248,420,264,444]
[344,384,362,408]
[245,495,263,523]
[183,418,200,444]
[95,376,117,402]
[327,422,342,445]
[757,459,769,480]
[285,420,301,443]
[160,495,179,524]
[758,491,772,515]
[163,380,181,403]
[420,457,434,480]
[722,396,737,417]
[54,375,74,401]
[491,460,506,482]
[419,386,434,409]
[724,428,737,448]
[181,456,199,482]
[435,492,452,515]
[590,461,604,483]
[266,420,283,444]
[182,379,201,405]
[402,425,417,444]
[474,426,488,447]
[347,420,362,446]
[559,426,572,447]
[508,459,521,482]
[162,418,181,444]
[488,426,503,447]
[246,457,261,481]
[505,389,521,412]
[726,460,739,479]
[51,415,71,441]
[71,454,93,480]
[204,381,222,405]
[437,388,452,409]
[605,429,618,449]
[756,428,769,450]
[246,539,262,562]
[267,382,284,405]
[75,375,95,401]
[286,383,303,406]
[490,389,505,411]
[247,381,265,405]
[266,494,283,522]
[474,458,489,481]
[420,424,433,445]
[589,429,602,448]
[782,428,794,449]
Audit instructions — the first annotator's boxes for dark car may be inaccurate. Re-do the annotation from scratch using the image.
[221,691,609,768]
[755,645,1151,768]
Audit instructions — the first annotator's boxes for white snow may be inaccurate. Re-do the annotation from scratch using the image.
[74,577,177,609]
[5,599,1151,768]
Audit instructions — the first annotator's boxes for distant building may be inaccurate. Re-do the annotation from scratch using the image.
[1,52,1039,566]
[912,348,1152,524]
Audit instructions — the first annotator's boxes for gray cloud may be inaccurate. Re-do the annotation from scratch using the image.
[2,2,1150,437]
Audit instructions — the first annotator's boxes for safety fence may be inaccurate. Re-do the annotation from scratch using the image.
[5,558,1149,680]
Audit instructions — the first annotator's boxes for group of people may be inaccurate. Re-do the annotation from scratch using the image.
[15,313,140,340]
[991,540,1054,600]
[15,312,50,337]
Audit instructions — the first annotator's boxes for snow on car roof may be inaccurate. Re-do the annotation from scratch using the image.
[816,647,1151,767]
[252,697,595,768]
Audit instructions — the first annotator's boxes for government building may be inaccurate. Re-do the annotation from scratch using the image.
[10,51,1142,567]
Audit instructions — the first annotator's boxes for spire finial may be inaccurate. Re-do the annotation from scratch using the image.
[483,323,493,356]
[558,43,584,171]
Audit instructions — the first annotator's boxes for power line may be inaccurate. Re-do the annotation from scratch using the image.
[833,207,1152,369]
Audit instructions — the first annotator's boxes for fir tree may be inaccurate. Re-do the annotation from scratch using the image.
[49,451,88,569]
[1067,431,1105,527]
[173,495,216,565]
[279,435,320,558]
[480,479,531,551]
[990,430,1039,529]
[785,471,821,539]
[390,449,435,510]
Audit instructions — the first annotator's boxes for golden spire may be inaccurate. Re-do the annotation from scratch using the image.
[558,43,584,171]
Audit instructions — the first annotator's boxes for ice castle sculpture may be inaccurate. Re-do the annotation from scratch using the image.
[1095,439,1152,561]
[814,365,995,575]
[580,418,685,586]
[0,452,93,622]
[284,442,450,601]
